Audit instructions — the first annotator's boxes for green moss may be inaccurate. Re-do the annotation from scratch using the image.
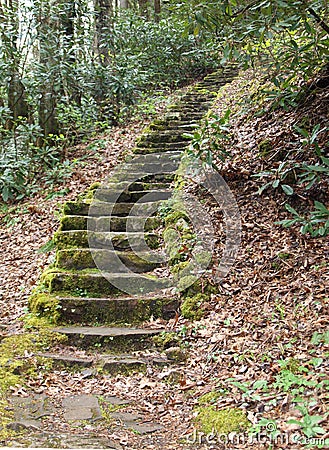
[258,139,272,156]
[181,293,208,320]
[153,331,180,349]
[163,229,187,264]
[56,249,94,270]
[177,275,199,293]
[59,215,87,231]
[194,406,250,435]
[194,251,212,267]
[62,200,91,216]
[164,210,190,227]
[278,252,290,260]
[54,230,88,249]
[28,293,61,324]
[0,330,64,394]
[198,391,222,405]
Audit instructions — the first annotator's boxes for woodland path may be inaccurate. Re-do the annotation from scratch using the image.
[8,66,239,448]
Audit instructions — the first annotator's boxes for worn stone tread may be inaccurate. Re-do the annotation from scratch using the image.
[56,248,165,272]
[94,189,172,203]
[52,326,165,337]
[46,271,171,296]
[60,215,162,232]
[38,352,94,367]
[57,294,178,323]
[55,230,161,250]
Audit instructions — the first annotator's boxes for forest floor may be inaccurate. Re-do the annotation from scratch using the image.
[0,70,328,449]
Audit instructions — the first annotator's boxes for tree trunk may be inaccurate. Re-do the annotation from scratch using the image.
[139,0,149,18]
[120,0,128,8]
[8,72,29,122]
[154,0,160,21]
[38,90,59,139]
[37,1,60,141]
[94,0,113,65]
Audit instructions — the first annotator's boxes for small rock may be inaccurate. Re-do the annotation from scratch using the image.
[62,395,102,421]
[110,411,142,425]
[128,423,163,435]
[164,346,187,362]
[7,420,41,431]
[103,396,130,406]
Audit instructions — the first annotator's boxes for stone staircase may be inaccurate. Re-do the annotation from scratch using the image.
[31,65,239,373]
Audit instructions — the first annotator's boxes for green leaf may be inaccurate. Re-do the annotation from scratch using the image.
[281,184,294,195]
[37,239,56,254]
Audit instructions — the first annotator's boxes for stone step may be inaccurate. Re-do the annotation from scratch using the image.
[59,215,162,232]
[134,140,189,151]
[149,121,198,132]
[98,181,171,192]
[137,131,190,145]
[132,145,188,155]
[45,271,171,296]
[51,326,165,351]
[168,103,210,112]
[94,189,172,203]
[56,248,165,272]
[64,200,163,217]
[57,294,179,324]
[39,352,169,374]
[55,230,161,250]
[109,172,175,183]
[120,160,180,173]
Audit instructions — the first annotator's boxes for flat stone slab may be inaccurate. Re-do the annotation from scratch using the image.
[9,395,54,423]
[103,395,130,406]
[39,352,94,367]
[62,394,102,421]
[53,326,165,337]
[9,433,122,449]
[110,411,163,434]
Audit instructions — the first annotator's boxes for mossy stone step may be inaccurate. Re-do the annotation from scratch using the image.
[55,230,160,250]
[98,181,170,192]
[149,121,198,132]
[137,131,190,145]
[38,352,94,367]
[51,326,165,351]
[64,200,163,217]
[38,352,169,374]
[56,248,165,272]
[57,295,179,324]
[45,271,171,296]
[134,141,189,151]
[109,172,175,183]
[59,215,162,232]
[100,355,168,374]
[94,189,172,203]
[120,160,180,173]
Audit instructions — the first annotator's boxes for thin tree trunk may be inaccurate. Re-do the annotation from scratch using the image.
[37,1,59,141]
[139,0,148,18]
[95,0,113,65]
[0,0,28,129]
[154,0,160,21]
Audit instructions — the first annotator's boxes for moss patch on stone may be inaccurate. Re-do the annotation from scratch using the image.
[54,230,88,249]
[153,331,180,349]
[194,406,250,435]
[197,391,222,405]
[180,293,209,320]
[28,293,61,324]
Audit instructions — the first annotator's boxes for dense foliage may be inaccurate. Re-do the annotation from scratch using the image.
[0,2,218,202]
